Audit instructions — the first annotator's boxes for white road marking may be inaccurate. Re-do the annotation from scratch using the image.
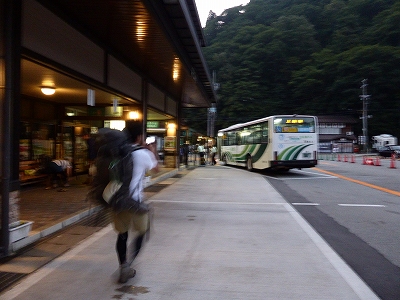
[290,203,386,207]
[296,169,334,176]
[338,204,386,207]
[264,170,336,180]
[284,203,380,300]
[292,203,320,206]
[285,176,336,180]
[292,170,337,179]
[150,200,285,205]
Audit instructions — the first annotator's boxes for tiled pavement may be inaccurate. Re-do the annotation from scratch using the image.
[18,168,177,232]
[0,167,187,294]
[19,177,93,232]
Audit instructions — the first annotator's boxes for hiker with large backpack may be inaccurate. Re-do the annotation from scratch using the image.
[89,121,159,283]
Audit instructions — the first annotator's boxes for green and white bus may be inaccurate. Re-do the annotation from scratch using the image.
[217,115,318,171]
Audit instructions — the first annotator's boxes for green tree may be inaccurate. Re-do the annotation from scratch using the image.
[187,0,400,138]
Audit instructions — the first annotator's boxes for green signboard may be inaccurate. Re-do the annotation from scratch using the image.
[147,121,159,128]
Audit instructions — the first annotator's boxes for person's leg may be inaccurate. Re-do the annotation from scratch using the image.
[116,232,128,264]
[48,162,63,187]
[130,211,149,262]
[131,234,144,262]
[60,170,69,186]
[113,211,136,283]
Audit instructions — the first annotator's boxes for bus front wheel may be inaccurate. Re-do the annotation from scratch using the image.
[246,156,253,171]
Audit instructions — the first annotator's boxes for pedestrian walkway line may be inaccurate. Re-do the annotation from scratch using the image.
[292,203,386,208]
[314,167,400,197]
[149,200,285,205]
[338,204,386,207]
[0,226,113,300]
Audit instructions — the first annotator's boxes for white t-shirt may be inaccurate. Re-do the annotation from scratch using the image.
[129,147,158,202]
[52,159,71,170]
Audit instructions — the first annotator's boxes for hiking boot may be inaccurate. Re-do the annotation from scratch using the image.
[119,263,136,283]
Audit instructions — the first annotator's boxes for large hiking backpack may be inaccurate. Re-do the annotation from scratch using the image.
[88,128,129,207]
[88,128,145,212]
[107,144,149,213]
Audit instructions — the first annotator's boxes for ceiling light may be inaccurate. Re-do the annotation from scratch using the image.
[128,111,140,120]
[41,87,56,95]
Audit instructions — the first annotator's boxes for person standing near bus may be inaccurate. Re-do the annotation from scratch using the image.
[211,145,217,165]
[197,144,205,165]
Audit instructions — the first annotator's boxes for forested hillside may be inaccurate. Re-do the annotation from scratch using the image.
[185,0,400,139]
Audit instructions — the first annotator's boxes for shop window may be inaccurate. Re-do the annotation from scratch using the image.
[104,106,123,117]
[20,122,32,161]
[31,123,56,160]
[66,106,88,117]
[104,120,125,130]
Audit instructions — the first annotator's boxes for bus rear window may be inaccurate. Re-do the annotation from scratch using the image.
[274,117,315,133]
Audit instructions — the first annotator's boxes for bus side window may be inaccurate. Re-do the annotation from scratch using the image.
[236,131,242,145]
[247,131,256,144]
[222,134,228,146]
[247,125,259,144]
[247,134,252,144]
[227,131,236,145]
[261,131,268,143]
[240,129,247,145]
[261,123,268,143]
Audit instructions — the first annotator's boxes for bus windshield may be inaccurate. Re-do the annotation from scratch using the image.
[273,117,315,133]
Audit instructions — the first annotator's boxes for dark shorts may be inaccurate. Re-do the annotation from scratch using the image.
[48,162,63,174]
[113,210,149,234]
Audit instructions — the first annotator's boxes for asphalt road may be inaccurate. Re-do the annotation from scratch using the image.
[262,158,400,300]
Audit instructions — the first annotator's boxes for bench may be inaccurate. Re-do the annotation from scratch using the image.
[19,160,48,186]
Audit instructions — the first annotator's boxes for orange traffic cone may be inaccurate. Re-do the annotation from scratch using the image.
[338,154,341,162]
[365,157,374,165]
[350,155,356,163]
[389,157,396,169]
[375,156,381,166]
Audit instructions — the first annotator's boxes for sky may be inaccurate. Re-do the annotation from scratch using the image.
[195,0,250,27]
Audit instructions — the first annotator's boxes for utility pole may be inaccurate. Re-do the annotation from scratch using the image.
[207,104,217,138]
[360,79,371,153]
[207,71,219,138]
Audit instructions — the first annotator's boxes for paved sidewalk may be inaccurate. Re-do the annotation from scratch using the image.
[1,166,380,299]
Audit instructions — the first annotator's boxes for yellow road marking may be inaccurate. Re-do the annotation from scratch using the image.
[313,167,400,197]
